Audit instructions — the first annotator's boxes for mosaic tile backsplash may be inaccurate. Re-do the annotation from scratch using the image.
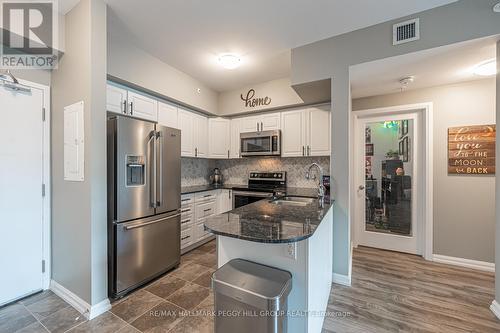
[181,156,330,188]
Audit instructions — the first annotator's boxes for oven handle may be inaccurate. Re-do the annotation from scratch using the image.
[232,191,274,198]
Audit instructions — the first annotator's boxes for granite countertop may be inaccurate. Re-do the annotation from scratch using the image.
[204,194,333,243]
[181,184,243,195]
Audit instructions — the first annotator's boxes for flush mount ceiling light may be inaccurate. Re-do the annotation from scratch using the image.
[217,54,241,69]
[473,59,497,76]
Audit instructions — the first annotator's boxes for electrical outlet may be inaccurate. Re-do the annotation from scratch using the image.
[285,243,297,260]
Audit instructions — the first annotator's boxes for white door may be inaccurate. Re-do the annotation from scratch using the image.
[261,112,281,131]
[229,118,241,158]
[0,85,45,305]
[208,118,230,159]
[194,114,208,158]
[355,111,421,255]
[178,109,194,157]
[307,106,331,156]
[106,84,127,115]
[240,116,259,133]
[128,91,158,122]
[158,102,178,129]
[281,110,306,157]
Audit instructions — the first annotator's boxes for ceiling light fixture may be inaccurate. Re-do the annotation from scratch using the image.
[218,54,241,69]
[473,59,497,76]
[399,76,415,92]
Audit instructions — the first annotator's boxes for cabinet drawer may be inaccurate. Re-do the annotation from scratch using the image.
[180,205,194,216]
[181,228,193,248]
[180,215,194,230]
[195,191,217,203]
[194,221,210,242]
[196,200,217,219]
[181,194,194,206]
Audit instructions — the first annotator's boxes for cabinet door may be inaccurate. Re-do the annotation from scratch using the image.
[194,114,208,158]
[158,102,178,129]
[240,116,259,133]
[217,189,232,213]
[281,110,307,157]
[307,106,331,156]
[128,91,158,122]
[209,118,230,159]
[230,118,241,158]
[178,109,194,157]
[261,112,281,131]
[106,84,128,115]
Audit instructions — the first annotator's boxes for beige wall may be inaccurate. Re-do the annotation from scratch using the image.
[353,79,496,263]
[51,0,107,305]
[218,77,304,116]
[107,32,218,115]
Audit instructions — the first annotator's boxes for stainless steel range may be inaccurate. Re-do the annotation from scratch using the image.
[232,172,287,209]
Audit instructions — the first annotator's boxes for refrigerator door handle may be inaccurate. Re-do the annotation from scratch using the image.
[148,132,157,208]
[124,213,181,230]
[156,131,163,207]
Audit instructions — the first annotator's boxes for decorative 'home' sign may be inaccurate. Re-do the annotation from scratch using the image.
[240,89,272,108]
[448,124,496,175]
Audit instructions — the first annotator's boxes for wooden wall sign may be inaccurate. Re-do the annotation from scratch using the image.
[448,124,496,175]
[240,89,272,108]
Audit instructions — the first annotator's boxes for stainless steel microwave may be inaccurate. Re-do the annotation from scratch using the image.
[240,130,281,157]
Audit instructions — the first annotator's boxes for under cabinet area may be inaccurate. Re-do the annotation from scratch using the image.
[281,105,331,157]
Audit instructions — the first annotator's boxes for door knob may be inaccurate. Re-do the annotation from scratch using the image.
[358,185,365,190]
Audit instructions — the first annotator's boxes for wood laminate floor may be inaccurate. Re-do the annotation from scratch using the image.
[2,242,499,332]
[322,246,500,333]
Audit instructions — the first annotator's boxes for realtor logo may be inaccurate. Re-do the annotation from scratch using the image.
[0,0,58,69]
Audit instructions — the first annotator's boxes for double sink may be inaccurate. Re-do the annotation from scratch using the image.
[271,196,316,206]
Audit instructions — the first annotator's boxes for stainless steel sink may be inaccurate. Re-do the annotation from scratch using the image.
[272,196,316,206]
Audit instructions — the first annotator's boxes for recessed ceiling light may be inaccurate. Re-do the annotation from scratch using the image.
[218,54,241,69]
[473,59,497,76]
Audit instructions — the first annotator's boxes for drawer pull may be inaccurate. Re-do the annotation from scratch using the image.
[181,219,191,224]
[181,198,191,202]
[181,236,190,241]
[181,208,191,213]
[203,208,212,212]
[203,194,212,197]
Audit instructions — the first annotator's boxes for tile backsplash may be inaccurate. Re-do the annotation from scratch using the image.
[181,156,330,188]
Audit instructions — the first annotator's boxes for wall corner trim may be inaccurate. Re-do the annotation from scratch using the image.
[332,273,351,286]
[432,254,495,272]
[490,300,500,320]
[50,280,111,320]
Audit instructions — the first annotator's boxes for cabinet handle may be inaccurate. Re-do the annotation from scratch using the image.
[228,150,230,159]
[195,147,198,157]
[129,101,133,115]
[257,122,259,131]
[204,208,211,212]
[181,219,191,224]
[261,122,263,131]
[181,208,191,213]
[307,146,311,156]
[181,235,190,241]
[303,146,305,156]
[229,190,231,199]
[181,198,190,202]
[122,100,127,114]
[203,194,212,197]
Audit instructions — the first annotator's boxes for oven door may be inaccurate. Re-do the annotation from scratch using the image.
[240,131,280,156]
[232,191,273,209]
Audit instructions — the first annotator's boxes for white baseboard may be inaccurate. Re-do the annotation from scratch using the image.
[432,254,495,272]
[50,280,111,320]
[491,300,500,320]
[332,273,351,286]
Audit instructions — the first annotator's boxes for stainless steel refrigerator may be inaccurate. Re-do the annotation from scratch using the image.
[107,115,181,299]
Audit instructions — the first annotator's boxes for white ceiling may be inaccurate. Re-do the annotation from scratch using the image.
[350,36,498,99]
[101,0,458,92]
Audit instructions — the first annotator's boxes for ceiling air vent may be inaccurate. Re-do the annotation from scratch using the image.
[393,18,420,45]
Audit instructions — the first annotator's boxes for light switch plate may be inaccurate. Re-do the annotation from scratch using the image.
[285,243,297,260]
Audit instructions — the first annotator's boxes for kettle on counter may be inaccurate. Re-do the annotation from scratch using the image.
[210,168,224,186]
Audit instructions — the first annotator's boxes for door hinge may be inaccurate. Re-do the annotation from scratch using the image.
[42,184,46,197]
[42,260,46,273]
[42,108,46,121]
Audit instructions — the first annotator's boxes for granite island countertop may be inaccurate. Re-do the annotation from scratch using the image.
[181,184,243,195]
[204,194,333,243]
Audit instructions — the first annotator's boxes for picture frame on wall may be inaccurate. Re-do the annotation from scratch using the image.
[402,136,409,162]
[365,143,374,156]
[365,127,371,143]
[398,120,403,139]
[399,140,403,155]
[402,120,409,137]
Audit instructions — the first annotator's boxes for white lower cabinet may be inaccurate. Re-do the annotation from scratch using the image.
[181,190,218,252]
[218,189,232,213]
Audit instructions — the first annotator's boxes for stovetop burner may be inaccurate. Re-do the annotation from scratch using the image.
[232,171,287,193]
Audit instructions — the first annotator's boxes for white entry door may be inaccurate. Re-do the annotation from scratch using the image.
[354,110,422,255]
[0,83,45,305]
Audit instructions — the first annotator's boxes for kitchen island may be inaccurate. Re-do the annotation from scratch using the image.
[204,194,333,333]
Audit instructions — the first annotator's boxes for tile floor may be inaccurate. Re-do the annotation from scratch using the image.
[0,240,216,333]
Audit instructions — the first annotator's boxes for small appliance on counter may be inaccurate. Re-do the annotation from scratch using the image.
[210,168,224,186]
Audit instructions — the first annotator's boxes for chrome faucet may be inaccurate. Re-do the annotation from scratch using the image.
[305,163,325,206]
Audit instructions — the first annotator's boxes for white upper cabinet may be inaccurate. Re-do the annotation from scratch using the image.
[194,114,208,158]
[281,110,307,157]
[240,116,260,133]
[178,109,195,157]
[106,84,128,115]
[281,106,331,157]
[158,102,178,129]
[308,105,331,156]
[230,118,241,159]
[208,118,231,159]
[260,112,281,131]
[127,91,158,122]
